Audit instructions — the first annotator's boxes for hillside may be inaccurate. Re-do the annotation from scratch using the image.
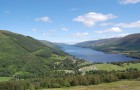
[75,38,120,47]
[0,30,140,90]
[40,40,59,49]
[75,33,140,58]
[115,33,140,49]
[0,30,79,78]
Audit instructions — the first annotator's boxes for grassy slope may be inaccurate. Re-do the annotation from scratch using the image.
[0,30,69,77]
[0,30,49,59]
[75,38,120,48]
[40,40,58,49]
[0,32,29,58]
[41,80,140,90]
[80,63,140,71]
[0,77,12,82]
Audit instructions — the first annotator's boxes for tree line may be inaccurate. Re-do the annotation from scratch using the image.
[0,68,140,90]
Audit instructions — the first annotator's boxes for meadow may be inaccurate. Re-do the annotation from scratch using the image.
[0,77,12,82]
[40,80,140,90]
[79,63,140,72]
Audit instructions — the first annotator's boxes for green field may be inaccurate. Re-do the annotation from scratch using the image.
[80,63,140,72]
[0,77,12,82]
[40,80,140,90]
[78,62,91,67]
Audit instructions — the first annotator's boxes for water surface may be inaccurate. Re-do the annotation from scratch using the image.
[60,45,137,62]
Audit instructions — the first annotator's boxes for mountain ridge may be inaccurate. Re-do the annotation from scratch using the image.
[75,33,140,58]
[0,30,75,78]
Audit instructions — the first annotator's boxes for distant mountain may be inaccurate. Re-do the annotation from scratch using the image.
[0,30,74,78]
[75,38,120,47]
[54,43,70,46]
[40,40,68,55]
[75,33,140,58]
[40,40,59,49]
[115,33,140,49]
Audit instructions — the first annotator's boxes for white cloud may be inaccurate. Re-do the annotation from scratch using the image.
[117,33,129,37]
[71,32,88,37]
[101,33,129,39]
[31,28,37,32]
[62,27,69,31]
[41,29,56,36]
[42,33,49,36]
[120,0,140,4]
[71,8,79,11]
[95,27,122,34]
[100,22,114,26]
[116,20,140,28]
[35,16,51,23]
[73,12,117,27]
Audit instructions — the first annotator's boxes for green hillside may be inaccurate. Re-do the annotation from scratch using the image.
[40,40,59,49]
[0,30,140,90]
[0,30,78,78]
[75,38,120,47]
[75,33,140,58]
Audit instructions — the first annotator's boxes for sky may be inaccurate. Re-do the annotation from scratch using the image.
[0,0,140,44]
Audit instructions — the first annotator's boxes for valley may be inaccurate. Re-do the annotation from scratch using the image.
[59,44,137,62]
[1,0,140,89]
[0,30,140,90]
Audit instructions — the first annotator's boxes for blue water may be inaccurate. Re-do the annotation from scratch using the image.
[60,45,137,62]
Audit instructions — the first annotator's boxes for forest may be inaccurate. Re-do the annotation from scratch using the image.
[0,67,140,90]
